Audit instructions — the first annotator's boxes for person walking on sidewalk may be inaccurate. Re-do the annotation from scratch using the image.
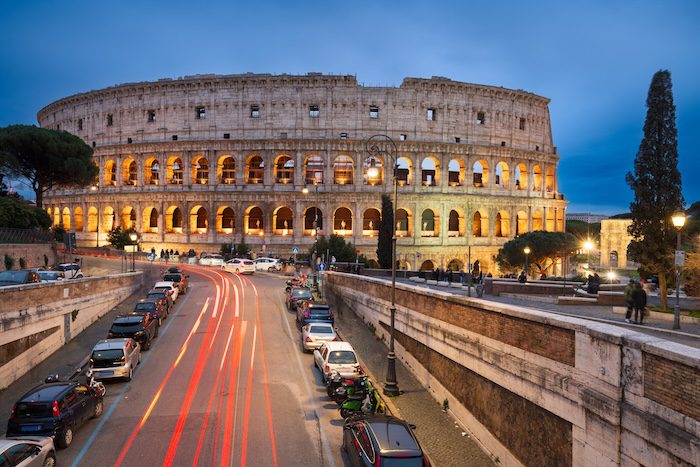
[632,281,647,324]
[624,279,635,323]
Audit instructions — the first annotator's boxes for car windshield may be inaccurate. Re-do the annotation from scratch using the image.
[293,289,312,299]
[111,322,143,333]
[310,308,331,317]
[147,292,165,298]
[13,402,52,419]
[135,303,155,311]
[309,326,334,334]
[39,272,61,280]
[0,271,27,284]
[154,286,170,291]
[328,350,357,364]
[92,349,124,361]
[163,274,181,282]
[380,457,424,467]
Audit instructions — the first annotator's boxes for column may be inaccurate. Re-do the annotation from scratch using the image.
[236,153,245,186]
[294,150,304,187]
[183,151,192,186]
[208,150,217,187]
[136,153,145,186]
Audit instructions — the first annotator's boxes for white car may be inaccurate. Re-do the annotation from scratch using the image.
[254,257,282,272]
[223,258,255,275]
[55,263,84,279]
[199,254,224,267]
[313,341,361,382]
[301,322,338,352]
[153,281,179,301]
[0,437,56,467]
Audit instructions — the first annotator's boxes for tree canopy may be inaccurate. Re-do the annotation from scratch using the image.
[625,70,684,309]
[0,125,98,208]
[107,226,138,250]
[310,234,365,264]
[0,196,51,229]
[376,194,393,269]
[495,231,579,275]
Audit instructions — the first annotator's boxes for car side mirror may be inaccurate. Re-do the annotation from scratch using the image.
[32,446,42,456]
[408,423,417,430]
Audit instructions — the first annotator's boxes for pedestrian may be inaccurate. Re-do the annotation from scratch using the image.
[632,281,647,324]
[624,279,635,323]
[164,250,170,264]
[518,271,527,283]
[159,249,165,262]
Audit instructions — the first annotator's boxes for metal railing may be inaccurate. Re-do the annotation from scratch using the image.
[0,228,54,244]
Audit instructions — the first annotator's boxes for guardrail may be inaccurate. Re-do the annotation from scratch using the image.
[0,227,54,244]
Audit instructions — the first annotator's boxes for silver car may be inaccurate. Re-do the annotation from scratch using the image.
[0,437,56,467]
[301,322,338,352]
[90,338,141,381]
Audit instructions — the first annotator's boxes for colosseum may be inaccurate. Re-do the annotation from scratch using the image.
[39,73,566,272]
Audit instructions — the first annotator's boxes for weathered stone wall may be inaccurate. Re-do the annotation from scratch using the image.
[0,272,142,389]
[0,243,58,269]
[325,272,700,466]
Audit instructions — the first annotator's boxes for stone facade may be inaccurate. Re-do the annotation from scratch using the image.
[600,219,634,269]
[39,73,566,272]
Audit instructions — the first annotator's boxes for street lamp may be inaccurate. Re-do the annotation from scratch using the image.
[302,181,322,277]
[129,232,138,272]
[366,134,401,397]
[583,240,594,272]
[523,247,531,275]
[672,211,686,329]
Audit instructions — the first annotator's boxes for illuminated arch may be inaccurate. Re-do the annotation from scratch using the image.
[532,165,543,191]
[362,208,381,236]
[472,210,488,237]
[420,156,440,187]
[333,207,353,236]
[87,207,98,233]
[447,159,465,186]
[274,155,294,184]
[165,206,183,233]
[545,167,555,192]
[62,207,71,230]
[303,207,323,235]
[103,160,116,186]
[420,209,439,237]
[495,161,510,188]
[192,156,209,185]
[333,155,354,185]
[473,160,489,187]
[102,206,115,231]
[74,207,84,231]
[189,206,208,233]
[245,206,264,235]
[532,209,544,231]
[304,155,324,184]
[121,206,136,230]
[396,208,412,237]
[122,157,137,185]
[273,206,294,235]
[495,210,510,237]
[515,163,528,190]
[167,156,184,185]
[448,209,464,237]
[145,157,160,185]
[143,207,159,233]
[216,206,235,233]
[516,210,528,235]
[218,156,236,184]
[396,157,412,186]
[246,155,264,184]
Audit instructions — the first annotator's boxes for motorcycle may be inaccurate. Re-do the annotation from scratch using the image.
[75,367,106,397]
[331,374,367,406]
[339,378,385,418]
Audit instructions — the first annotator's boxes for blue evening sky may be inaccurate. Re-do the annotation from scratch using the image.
[1,0,698,214]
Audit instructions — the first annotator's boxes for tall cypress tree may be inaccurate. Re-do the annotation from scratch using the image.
[626,70,684,310]
[377,194,393,269]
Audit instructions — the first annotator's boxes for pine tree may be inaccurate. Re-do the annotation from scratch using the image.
[377,194,393,269]
[626,70,684,310]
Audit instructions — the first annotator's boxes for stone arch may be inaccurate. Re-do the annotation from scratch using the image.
[610,251,619,268]
[87,207,98,233]
[364,155,384,186]
[448,209,464,237]
[515,163,528,190]
[62,207,71,230]
[189,205,208,233]
[121,206,136,230]
[545,167,555,192]
[104,160,116,186]
[144,157,160,185]
[218,156,236,184]
[167,156,184,185]
[495,161,510,188]
[246,155,264,184]
[473,160,489,187]
[304,154,324,184]
[74,207,84,232]
[273,206,294,235]
[556,209,565,232]
[473,210,488,237]
[396,208,412,237]
[420,209,439,237]
[333,155,354,185]
[51,207,59,227]
[495,210,510,237]
[274,154,294,184]
[447,158,465,186]
[367,259,380,269]
[362,208,381,236]
[447,259,464,271]
[546,210,555,231]
[333,207,353,236]
[123,157,137,185]
[396,157,413,186]
[102,206,115,231]
[143,207,159,233]
[303,207,323,235]
[532,209,544,230]
[532,165,543,191]
[516,210,528,236]
[419,260,435,271]
[192,155,209,185]
[165,206,183,233]
[216,206,235,233]
[421,156,440,187]
[245,206,264,234]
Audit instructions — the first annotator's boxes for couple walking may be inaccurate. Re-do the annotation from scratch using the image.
[624,280,648,324]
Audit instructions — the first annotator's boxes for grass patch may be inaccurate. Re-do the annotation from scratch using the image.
[649,306,700,318]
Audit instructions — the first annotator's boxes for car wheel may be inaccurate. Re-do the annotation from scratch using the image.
[57,427,73,448]
[42,453,57,467]
[125,366,133,382]
[93,400,104,418]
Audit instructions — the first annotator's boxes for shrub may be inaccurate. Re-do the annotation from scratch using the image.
[18,257,26,269]
[4,254,14,270]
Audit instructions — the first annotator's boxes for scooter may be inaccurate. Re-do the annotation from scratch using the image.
[332,374,367,406]
[75,367,106,397]
[339,378,384,418]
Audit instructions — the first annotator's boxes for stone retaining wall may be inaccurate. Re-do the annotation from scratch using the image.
[0,243,58,270]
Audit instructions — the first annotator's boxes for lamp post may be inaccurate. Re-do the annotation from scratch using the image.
[672,212,686,330]
[523,247,531,276]
[366,134,400,397]
[129,232,138,272]
[302,181,321,280]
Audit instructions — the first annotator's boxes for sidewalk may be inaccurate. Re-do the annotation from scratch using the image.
[334,298,495,467]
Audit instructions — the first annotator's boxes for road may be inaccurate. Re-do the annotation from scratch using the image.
[54,265,349,466]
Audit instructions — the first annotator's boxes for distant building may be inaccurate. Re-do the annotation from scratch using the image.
[567,212,608,223]
[600,219,636,269]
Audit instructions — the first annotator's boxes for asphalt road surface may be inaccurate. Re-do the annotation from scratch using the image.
[58,265,349,466]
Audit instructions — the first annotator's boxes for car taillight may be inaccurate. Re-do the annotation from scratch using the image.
[52,400,60,417]
[305,336,313,342]
[304,310,310,318]
[10,403,16,418]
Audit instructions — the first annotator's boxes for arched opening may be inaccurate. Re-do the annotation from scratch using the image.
[246,155,264,184]
[333,207,353,236]
[396,157,412,186]
[50,208,59,227]
[304,155,324,184]
[473,211,488,237]
[145,158,160,185]
[545,167,555,192]
[532,210,543,230]
[121,206,135,230]
[102,206,115,232]
[421,157,439,187]
[556,209,565,232]
[364,156,384,186]
[87,207,98,233]
[123,158,137,185]
[495,161,509,188]
[62,207,71,230]
[275,155,294,184]
[419,260,435,271]
[303,207,323,235]
[189,206,208,234]
[448,210,463,237]
[167,157,184,185]
[367,259,380,269]
[495,211,510,237]
[104,160,116,186]
[396,209,411,237]
[273,206,294,235]
[143,207,159,233]
[192,156,209,185]
[448,159,464,186]
[333,155,354,185]
[165,206,183,233]
[420,209,438,237]
[532,165,543,191]
[610,251,619,268]
[217,206,235,233]
[447,259,464,271]
[473,160,488,187]
[362,208,381,236]
[74,207,83,231]
[246,206,264,235]
[515,163,528,190]
[546,210,555,231]
[516,211,528,236]
[218,156,236,184]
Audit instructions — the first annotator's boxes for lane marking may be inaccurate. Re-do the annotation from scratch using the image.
[240,323,257,467]
[221,320,247,467]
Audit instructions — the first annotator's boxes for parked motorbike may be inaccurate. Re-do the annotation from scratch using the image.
[339,378,385,418]
[331,374,367,406]
[75,367,106,397]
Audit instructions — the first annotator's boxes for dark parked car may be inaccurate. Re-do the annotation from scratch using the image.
[0,270,41,287]
[343,414,429,466]
[162,272,188,294]
[6,381,103,449]
[133,298,167,325]
[107,314,157,350]
[286,287,313,311]
[147,289,173,312]
[296,302,334,326]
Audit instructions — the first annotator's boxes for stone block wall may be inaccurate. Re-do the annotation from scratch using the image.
[325,272,700,466]
[0,243,58,269]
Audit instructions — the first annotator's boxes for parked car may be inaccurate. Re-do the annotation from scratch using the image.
[133,298,167,325]
[166,266,183,274]
[162,272,188,294]
[89,338,141,381]
[286,287,313,311]
[301,322,338,352]
[297,302,334,326]
[6,381,103,448]
[107,314,157,350]
[254,257,282,272]
[0,436,56,466]
[146,289,173,313]
[199,254,224,267]
[342,414,429,466]
[37,271,64,283]
[153,281,179,301]
[313,341,361,383]
[223,258,255,275]
[0,270,41,287]
[54,263,83,279]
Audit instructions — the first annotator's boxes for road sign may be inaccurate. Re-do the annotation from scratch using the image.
[292,247,299,254]
[124,245,138,253]
[331,256,336,264]
[675,250,686,267]
[319,263,326,271]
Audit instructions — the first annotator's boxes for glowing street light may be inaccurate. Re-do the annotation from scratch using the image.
[672,211,687,329]
[583,240,594,272]
[523,247,531,274]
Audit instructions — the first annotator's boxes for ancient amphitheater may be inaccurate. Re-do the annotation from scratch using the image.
[39,73,566,272]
